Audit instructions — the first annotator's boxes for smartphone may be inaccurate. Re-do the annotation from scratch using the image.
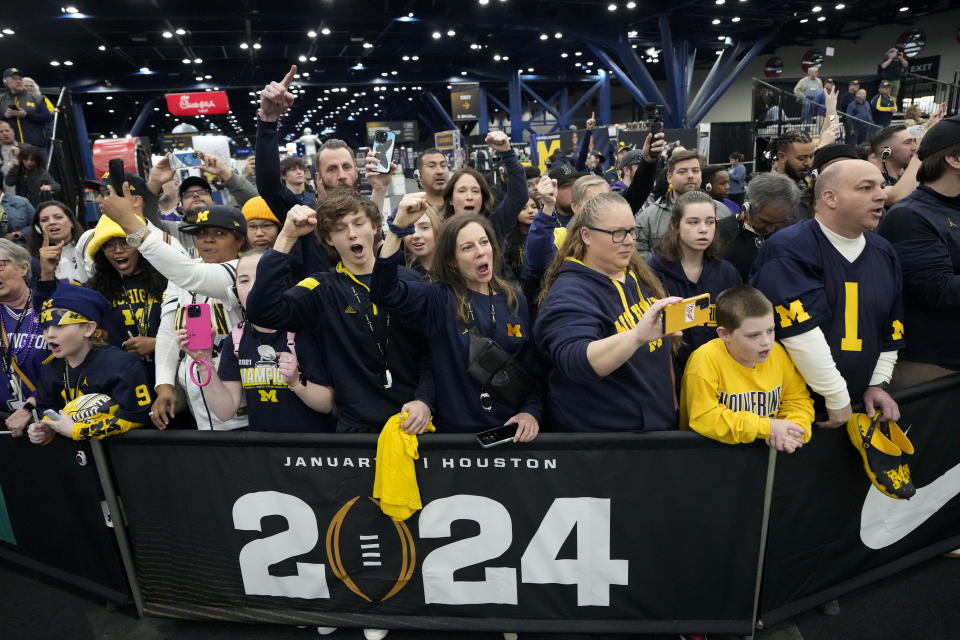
[476,423,519,449]
[373,130,396,174]
[108,158,125,197]
[170,150,203,169]
[184,303,213,351]
[645,103,664,135]
[664,294,712,334]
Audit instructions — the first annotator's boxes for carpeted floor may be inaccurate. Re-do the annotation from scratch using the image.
[0,556,956,639]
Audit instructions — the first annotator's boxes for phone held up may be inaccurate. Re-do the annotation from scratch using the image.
[663,294,712,335]
[107,158,125,197]
[476,423,520,449]
[184,303,213,351]
[170,150,204,169]
[373,129,396,174]
[645,103,664,136]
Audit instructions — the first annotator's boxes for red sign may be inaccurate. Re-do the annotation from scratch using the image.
[165,91,230,116]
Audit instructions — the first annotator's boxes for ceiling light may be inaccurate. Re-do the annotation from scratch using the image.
[800,18,808,22]
[503,55,509,60]
[391,70,397,75]
[309,56,316,61]
[412,55,419,61]
[561,52,568,58]
[712,18,721,24]
[447,29,456,36]
[899,5,907,10]
[252,42,261,49]
[817,15,826,20]
[139,66,150,73]
[162,31,173,38]
[299,55,307,62]
[432,31,441,39]
[732,16,741,21]
[607,3,617,10]
[308,30,317,38]
[50,61,60,66]
[353,63,364,70]
[460,71,467,75]
[479,0,489,4]
[554,32,562,38]
[575,51,582,56]
[176,28,186,35]
[63,60,73,66]
[812,5,821,11]
[98,44,106,51]
[194,58,202,63]
[835,3,845,7]
[321,27,331,35]
[527,67,534,72]
[195,76,203,81]
[540,34,548,40]
[240,42,248,49]
[363,42,373,48]
[493,54,501,61]
[105,95,112,100]
[626,0,636,6]
[204,74,211,79]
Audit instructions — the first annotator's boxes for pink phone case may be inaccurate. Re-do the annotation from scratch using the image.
[184,303,213,351]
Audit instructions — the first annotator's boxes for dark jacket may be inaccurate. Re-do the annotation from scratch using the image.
[0,90,53,148]
[534,259,676,432]
[4,164,60,207]
[878,185,960,369]
[255,119,333,282]
[370,251,541,432]
[246,249,434,432]
[646,252,741,375]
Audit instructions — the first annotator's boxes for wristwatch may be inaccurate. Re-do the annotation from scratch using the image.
[126,225,149,248]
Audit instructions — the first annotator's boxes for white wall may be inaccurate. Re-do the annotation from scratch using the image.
[702,8,960,124]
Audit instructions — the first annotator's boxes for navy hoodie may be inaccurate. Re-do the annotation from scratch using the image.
[646,253,741,375]
[534,259,676,432]
[370,252,541,432]
[246,249,433,432]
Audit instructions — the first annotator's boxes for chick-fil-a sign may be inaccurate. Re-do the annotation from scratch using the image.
[165,91,230,116]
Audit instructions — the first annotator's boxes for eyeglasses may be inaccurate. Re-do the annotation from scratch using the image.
[182,188,211,198]
[585,225,640,243]
[102,238,128,251]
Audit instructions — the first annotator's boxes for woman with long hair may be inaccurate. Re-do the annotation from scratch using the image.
[372,193,541,439]
[4,145,60,207]
[535,192,681,432]
[27,200,85,283]
[647,190,741,374]
[402,201,444,276]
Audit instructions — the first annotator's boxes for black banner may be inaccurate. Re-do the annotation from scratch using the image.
[0,436,130,602]
[760,376,960,625]
[105,432,768,634]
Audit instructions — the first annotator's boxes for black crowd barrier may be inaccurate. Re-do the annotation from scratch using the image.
[0,436,129,603]
[2,376,960,636]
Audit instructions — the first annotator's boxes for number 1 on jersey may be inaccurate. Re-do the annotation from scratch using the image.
[841,281,862,352]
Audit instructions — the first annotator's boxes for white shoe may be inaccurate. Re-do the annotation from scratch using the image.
[503,634,519,640]
[317,627,337,635]
[363,630,389,640]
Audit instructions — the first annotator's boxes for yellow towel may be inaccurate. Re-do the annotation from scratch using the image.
[372,412,435,521]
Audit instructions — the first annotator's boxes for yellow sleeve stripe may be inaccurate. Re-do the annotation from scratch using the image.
[296,277,320,290]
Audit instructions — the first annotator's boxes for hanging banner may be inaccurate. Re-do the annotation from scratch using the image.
[450,83,481,121]
[0,436,130,602]
[760,376,960,626]
[165,91,231,116]
[105,432,768,635]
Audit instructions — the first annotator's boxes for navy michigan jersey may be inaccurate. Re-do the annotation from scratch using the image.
[37,345,152,438]
[750,219,904,401]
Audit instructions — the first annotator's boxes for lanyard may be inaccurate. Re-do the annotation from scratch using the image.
[466,293,498,339]
[0,296,35,398]
[564,257,643,319]
[336,262,392,389]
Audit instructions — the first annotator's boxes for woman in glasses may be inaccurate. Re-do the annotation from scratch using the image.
[535,192,681,432]
[647,190,741,374]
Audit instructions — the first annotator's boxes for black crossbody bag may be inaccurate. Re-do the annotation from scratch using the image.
[465,320,534,410]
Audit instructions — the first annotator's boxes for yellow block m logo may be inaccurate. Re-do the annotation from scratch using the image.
[258,389,278,403]
[196,210,210,222]
[775,300,811,328]
[506,323,523,338]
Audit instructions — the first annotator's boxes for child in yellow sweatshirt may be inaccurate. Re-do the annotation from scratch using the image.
[680,285,813,452]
